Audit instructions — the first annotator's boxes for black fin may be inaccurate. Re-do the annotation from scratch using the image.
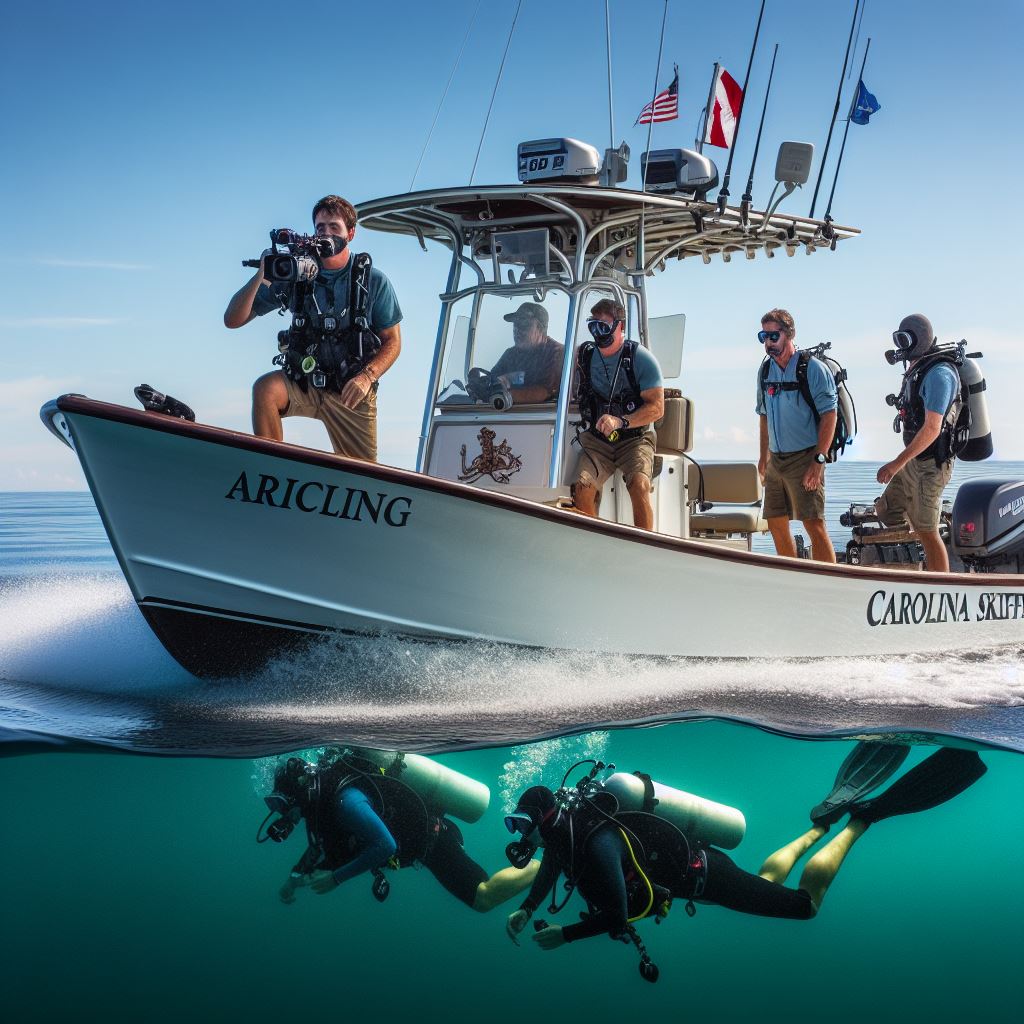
[810,742,910,826]
[851,748,986,825]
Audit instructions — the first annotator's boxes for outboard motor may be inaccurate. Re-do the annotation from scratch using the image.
[951,479,1024,573]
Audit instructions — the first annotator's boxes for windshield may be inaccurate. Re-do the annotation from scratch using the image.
[437,291,570,408]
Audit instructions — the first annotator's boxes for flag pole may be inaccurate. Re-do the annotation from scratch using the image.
[605,0,615,153]
[716,0,766,217]
[823,37,871,224]
[808,0,861,218]
[696,61,719,153]
[740,42,778,227]
[640,0,671,193]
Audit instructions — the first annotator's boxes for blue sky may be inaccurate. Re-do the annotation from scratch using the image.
[4,0,1023,488]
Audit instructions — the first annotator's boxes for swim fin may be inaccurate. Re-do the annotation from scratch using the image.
[810,742,910,826]
[849,747,986,825]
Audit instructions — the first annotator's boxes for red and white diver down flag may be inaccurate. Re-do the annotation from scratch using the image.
[704,67,743,148]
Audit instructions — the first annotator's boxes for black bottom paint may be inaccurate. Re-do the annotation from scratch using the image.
[139,601,326,678]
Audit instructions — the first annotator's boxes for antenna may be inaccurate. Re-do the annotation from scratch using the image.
[716,0,766,217]
[823,38,872,227]
[740,43,779,227]
[605,0,615,153]
[469,0,524,186]
[809,0,861,218]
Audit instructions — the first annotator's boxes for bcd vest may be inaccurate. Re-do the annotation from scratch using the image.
[273,252,381,393]
[894,353,968,466]
[575,340,645,440]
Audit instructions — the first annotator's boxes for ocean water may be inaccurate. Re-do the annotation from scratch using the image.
[1,464,1023,1021]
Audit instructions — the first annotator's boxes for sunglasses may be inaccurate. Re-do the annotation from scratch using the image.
[757,330,783,344]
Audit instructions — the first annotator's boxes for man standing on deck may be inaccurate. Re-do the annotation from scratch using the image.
[755,308,838,562]
[572,299,665,531]
[874,313,960,573]
[224,194,402,462]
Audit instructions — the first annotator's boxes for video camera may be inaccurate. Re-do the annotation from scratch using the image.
[243,228,348,283]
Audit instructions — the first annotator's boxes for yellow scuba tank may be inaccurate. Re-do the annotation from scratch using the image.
[354,749,490,823]
[958,356,993,461]
[603,772,746,849]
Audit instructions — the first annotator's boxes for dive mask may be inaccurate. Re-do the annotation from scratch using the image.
[587,318,620,348]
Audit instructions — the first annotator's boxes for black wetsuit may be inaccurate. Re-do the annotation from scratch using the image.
[522,821,813,942]
[293,781,488,908]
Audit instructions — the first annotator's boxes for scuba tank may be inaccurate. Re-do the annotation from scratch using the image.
[353,749,490,823]
[957,356,993,461]
[603,772,746,849]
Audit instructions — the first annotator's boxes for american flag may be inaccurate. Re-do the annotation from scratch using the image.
[635,65,679,125]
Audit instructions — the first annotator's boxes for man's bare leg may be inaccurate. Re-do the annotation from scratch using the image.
[803,518,837,564]
[797,818,869,911]
[472,861,541,912]
[252,371,290,441]
[574,482,599,517]
[627,474,654,531]
[917,529,950,573]
[767,515,798,558]
[758,825,829,885]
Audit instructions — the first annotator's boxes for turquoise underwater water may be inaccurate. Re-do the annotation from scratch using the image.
[1,475,1023,1021]
[2,724,1022,1022]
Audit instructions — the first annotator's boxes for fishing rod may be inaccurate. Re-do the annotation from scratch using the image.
[809,0,861,218]
[822,37,872,227]
[739,42,779,228]
[716,0,766,217]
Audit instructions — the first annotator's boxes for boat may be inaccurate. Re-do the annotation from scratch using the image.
[40,140,1024,677]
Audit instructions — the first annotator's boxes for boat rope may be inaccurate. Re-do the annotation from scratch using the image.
[469,0,524,186]
[409,0,482,192]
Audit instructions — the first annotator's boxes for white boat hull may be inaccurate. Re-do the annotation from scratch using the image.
[43,396,1024,677]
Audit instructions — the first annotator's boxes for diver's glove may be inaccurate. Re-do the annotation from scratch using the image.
[506,907,532,945]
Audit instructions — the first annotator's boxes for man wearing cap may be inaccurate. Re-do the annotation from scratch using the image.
[756,308,838,563]
[875,313,960,572]
[489,302,564,404]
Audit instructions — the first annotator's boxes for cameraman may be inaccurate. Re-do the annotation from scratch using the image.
[224,195,402,462]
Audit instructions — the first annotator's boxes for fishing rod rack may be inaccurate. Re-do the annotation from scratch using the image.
[358,185,859,289]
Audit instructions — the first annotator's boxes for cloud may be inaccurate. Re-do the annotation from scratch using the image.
[0,316,125,328]
[32,258,154,271]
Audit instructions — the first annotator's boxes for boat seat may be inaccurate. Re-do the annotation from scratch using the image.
[687,462,767,544]
[655,389,693,454]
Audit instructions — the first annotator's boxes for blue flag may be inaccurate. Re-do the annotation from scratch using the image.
[851,79,880,125]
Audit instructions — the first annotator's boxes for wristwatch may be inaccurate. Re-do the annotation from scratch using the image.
[814,452,827,464]
[619,417,630,429]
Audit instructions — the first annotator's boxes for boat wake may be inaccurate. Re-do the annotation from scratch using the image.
[2,574,1023,756]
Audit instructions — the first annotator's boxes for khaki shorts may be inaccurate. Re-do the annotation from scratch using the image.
[876,457,953,532]
[575,430,656,489]
[763,447,825,521]
[283,374,378,461]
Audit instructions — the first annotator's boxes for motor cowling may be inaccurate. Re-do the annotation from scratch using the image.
[951,478,1024,571]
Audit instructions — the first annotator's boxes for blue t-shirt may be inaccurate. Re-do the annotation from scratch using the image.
[755,352,838,454]
[587,342,663,402]
[920,362,960,416]
[252,258,402,331]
